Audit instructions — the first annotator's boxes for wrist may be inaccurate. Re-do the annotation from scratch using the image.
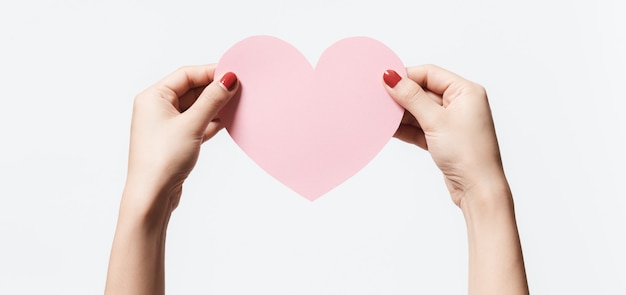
[459,177,514,222]
[119,176,182,231]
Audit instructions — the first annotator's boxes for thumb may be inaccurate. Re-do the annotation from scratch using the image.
[383,69,442,129]
[185,71,238,130]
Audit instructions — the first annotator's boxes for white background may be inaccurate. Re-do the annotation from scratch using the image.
[1,0,625,294]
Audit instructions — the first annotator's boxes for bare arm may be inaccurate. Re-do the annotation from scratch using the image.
[384,65,529,294]
[105,65,238,294]
[462,180,527,294]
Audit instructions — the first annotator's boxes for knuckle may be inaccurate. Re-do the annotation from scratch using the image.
[421,63,441,75]
[175,65,192,73]
[133,92,150,108]
[421,63,437,71]
[469,82,488,97]
[133,87,173,109]
[477,84,488,96]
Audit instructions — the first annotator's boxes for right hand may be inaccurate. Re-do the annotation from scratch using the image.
[383,65,507,207]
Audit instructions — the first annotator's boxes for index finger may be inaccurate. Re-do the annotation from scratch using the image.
[154,64,217,99]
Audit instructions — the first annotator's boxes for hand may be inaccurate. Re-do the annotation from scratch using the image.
[384,65,529,295]
[106,65,238,295]
[124,65,238,220]
[383,65,505,207]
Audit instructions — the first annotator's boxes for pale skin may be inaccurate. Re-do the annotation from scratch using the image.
[385,65,529,294]
[105,64,529,294]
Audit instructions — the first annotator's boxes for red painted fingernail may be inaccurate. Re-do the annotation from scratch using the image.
[219,72,237,91]
[383,69,401,88]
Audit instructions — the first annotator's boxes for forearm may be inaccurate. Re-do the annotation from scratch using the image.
[104,186,175,295]
[461,180,529,295]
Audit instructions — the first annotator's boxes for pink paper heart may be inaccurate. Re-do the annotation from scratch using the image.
[216,36,405,201]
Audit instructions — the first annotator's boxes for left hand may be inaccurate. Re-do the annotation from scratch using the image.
[123,64,238,220]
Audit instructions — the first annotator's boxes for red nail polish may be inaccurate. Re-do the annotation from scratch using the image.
[383,69,401,88]
[219,72,237,91]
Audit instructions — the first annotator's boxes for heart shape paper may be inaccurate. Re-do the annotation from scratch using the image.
[216,36,405,200]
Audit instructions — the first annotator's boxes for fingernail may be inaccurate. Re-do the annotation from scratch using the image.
[383,69,401,88]
[219,72,237,91]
